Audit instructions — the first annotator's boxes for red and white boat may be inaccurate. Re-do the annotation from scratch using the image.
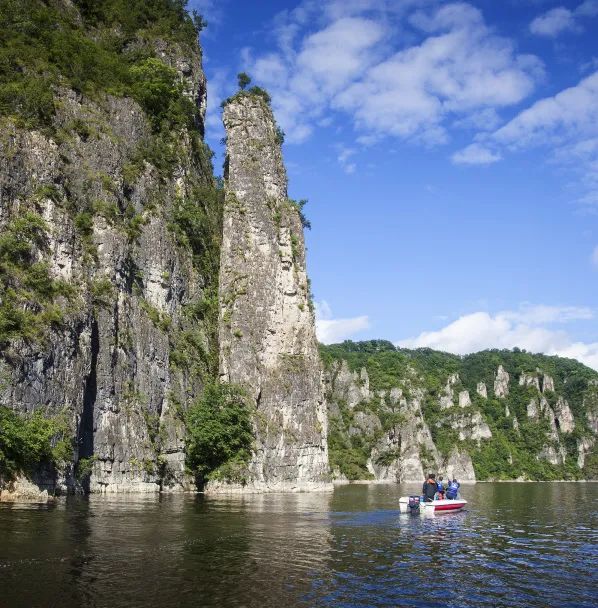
[399,496,467,515]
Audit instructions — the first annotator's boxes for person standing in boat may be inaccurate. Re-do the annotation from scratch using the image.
[446,478,460,500]
[422,473,437,502]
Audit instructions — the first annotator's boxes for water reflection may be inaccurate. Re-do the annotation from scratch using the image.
[0,484,597,608]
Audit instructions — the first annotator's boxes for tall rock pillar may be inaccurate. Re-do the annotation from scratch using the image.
[218,93,330,491]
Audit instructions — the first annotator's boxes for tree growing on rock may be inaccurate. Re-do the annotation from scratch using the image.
[237,72,251,90]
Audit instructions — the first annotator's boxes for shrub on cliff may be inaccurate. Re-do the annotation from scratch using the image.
[0,407,72,478]
[0,0,203,130]
[185,383,253,482]
[130,58,195,132]
[0,213,74,345]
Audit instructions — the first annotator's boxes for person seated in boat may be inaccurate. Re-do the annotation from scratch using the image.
[436,476,445,499]
[423,473,437,502]
[446,479,460,500]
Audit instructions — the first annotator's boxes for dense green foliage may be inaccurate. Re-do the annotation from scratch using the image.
[0,406,71,477]
[130,58,195,132]
[168,185,224,379]
[321,341,598,481]
[0,212,74,345]
[185,383,254,483]
[0,0,201,129]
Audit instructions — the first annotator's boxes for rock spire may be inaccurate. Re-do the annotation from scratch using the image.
[218,92,330,491]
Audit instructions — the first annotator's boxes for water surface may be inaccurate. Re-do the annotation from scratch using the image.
[1,483,596,607]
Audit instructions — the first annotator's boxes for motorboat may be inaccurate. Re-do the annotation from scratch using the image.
[399,495,467,515]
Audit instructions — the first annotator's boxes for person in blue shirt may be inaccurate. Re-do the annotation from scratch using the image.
[446,478,460,500]
[436,476,445,499]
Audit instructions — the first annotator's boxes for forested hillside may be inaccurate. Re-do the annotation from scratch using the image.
[321,341,598,481]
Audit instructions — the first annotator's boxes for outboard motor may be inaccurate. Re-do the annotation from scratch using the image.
[408,495,420,515]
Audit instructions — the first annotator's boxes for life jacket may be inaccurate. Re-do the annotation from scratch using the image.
[437,481,444,492]
[446,481,459,498]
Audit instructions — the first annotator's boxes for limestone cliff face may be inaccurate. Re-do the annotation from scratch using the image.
[0,13,218,495]
[325,362,476,483]
[218,93,330,491]
[323,343,598,481]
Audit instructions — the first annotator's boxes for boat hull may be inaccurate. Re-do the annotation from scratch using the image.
[424,499,467,513]
[399,496,467,515]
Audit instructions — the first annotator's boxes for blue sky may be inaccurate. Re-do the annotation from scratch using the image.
[189,0,598,370]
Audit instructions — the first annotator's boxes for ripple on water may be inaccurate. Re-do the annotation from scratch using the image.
[0,484,597,608]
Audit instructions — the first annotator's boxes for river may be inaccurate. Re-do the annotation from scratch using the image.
[0,482,596,608]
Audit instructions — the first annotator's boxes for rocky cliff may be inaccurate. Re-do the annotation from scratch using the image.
[0,1,221,495]
[217,92,330,491]
[322,341,598,482]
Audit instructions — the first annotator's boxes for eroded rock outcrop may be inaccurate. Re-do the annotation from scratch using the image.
[443,450,475,482]
[519,372,540,391]
[476,382,488,399]
[554,396,575,433]
[370,388,442,483]
[218,92,330,491]
[494,365,510,398]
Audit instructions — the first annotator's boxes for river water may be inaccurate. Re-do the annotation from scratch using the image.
[0,482,596,608]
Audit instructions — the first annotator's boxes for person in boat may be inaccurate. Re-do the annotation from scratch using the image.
[423,473,437,502]
[436,476,445,499]
[446,478,460,500]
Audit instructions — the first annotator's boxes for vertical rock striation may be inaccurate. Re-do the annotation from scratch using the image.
[218,93,330,492]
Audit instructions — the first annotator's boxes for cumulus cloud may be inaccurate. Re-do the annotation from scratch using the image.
[529,1,598,37]
[452,143,501,165]
[240,1,542,145]
[530,7,578,36]
[492,71,598,147]
[397,305,598,371]
[315,300,370,343]
[454,70,598,206]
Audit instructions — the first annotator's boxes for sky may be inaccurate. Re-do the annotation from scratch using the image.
[188,0,598,370]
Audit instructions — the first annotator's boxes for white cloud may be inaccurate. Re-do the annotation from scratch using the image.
[530,7,577,36]
[493,71,598,148]
[577,0,598,17]
[204,68,230,140]
[502,304,594,324]
[241,1,542,146]
[315,300,370,343]
[188,0,226,28]
[592,245,598,268]
[530,1,598,37]
[334,4,541,145]
[397,305,598,371]
[456,70,598,206]
[452,143,501,165]
[452,107,502,131]
[336,145,357,173]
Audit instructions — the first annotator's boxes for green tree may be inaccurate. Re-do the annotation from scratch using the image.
[185,383,254,481]
[237,72,251,90]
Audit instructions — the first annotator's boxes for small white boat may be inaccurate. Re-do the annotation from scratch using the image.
[399,496,467,515]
